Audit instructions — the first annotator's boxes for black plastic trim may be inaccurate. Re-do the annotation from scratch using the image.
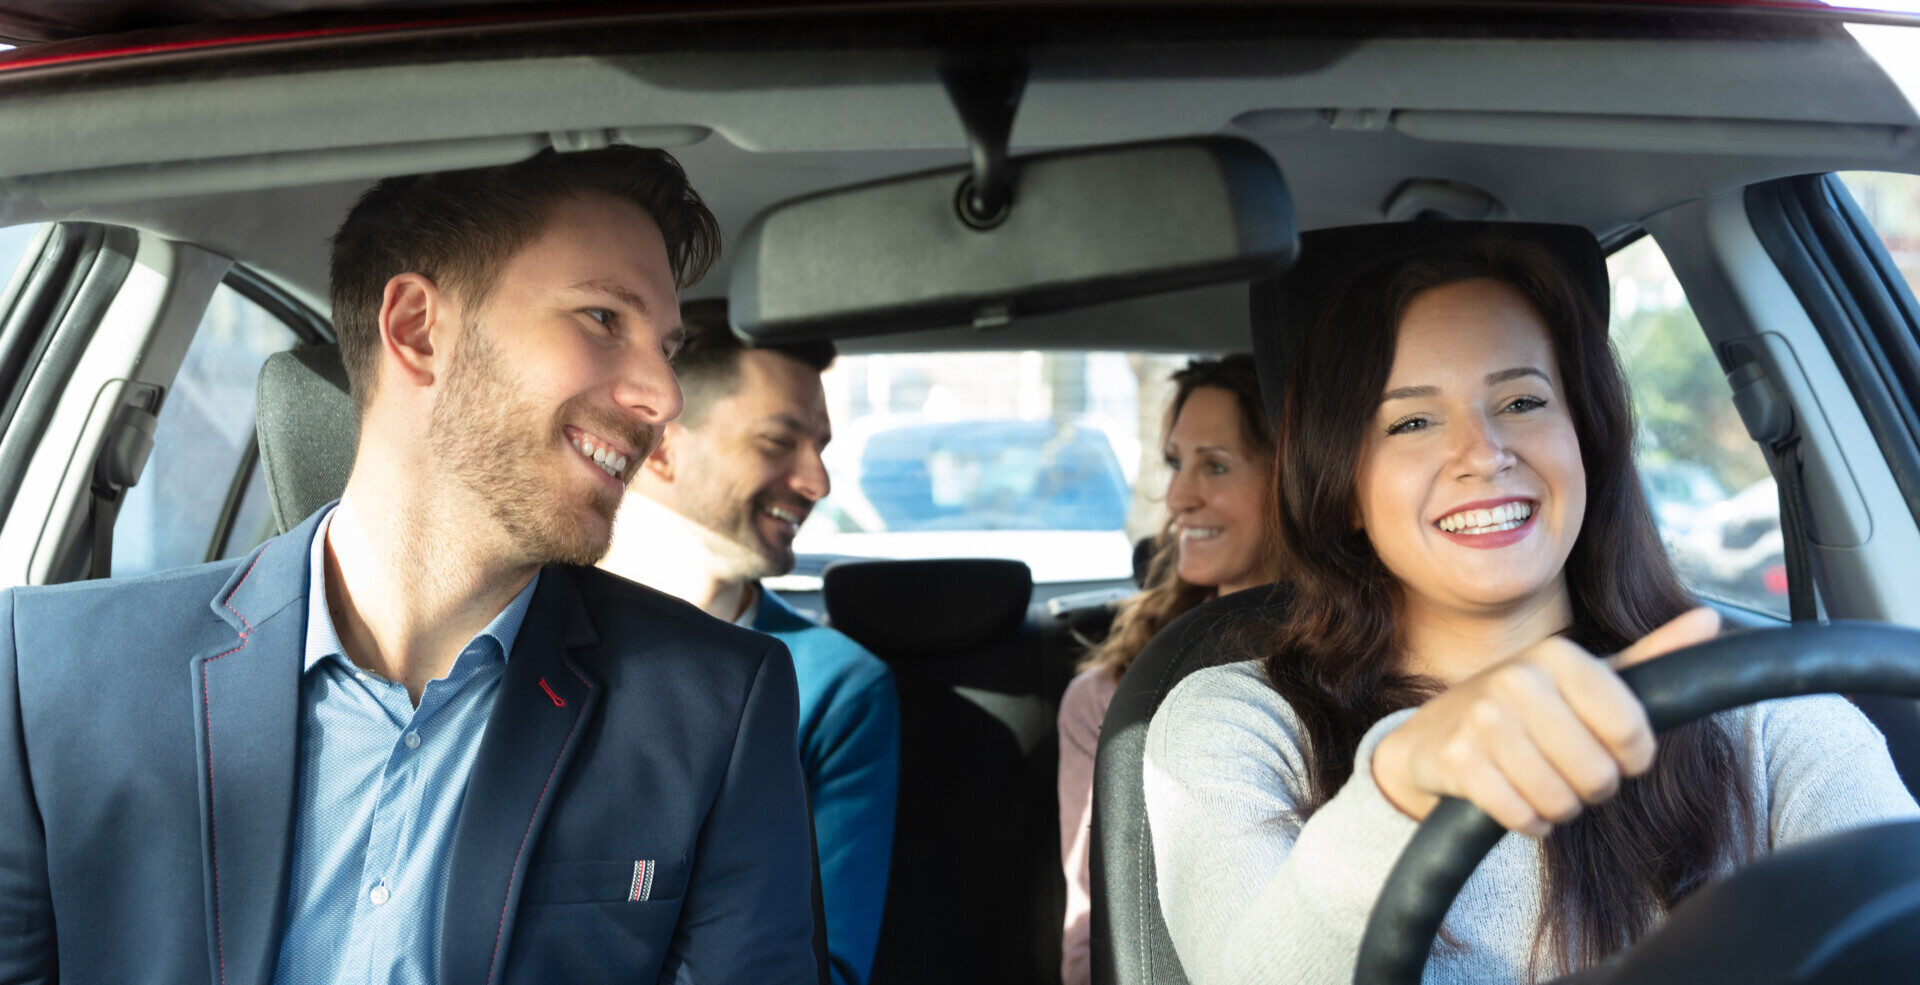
[0,223,95,432]
[225,263,332,344]
[1599,224,1646,256]
[1744,177,1920,532]
[0,224,136,528]
[1827,174,1920,424]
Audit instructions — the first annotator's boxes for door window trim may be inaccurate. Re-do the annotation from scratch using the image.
[0,224,137,527]
[1746,175,1920,532]
[203,265,330,561]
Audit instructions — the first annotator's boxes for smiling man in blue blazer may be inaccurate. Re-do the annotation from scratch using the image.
[0,147,819,985]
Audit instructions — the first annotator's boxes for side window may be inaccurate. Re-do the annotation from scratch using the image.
[111,281,300,577]
[1609,236,1786,618]
[1836,171,1920,306]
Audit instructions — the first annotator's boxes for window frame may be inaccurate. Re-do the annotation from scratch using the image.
[0,223,136,527]
[1605,228,1793,621]
[1746,174,1920,533]
[200,264,332,564]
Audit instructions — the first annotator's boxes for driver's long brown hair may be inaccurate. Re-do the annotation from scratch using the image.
[1260,238,1754,976]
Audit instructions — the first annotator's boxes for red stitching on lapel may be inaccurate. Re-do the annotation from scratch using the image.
[487,648,585,985]
[201,543,270,985]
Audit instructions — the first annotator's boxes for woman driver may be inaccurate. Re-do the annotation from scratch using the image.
[1144,237,1919,983]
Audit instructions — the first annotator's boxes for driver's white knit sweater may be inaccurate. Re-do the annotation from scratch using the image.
[1144,659,1920,985]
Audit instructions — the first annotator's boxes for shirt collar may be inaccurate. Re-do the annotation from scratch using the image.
[303,505,540,673]
[732,582,762,629]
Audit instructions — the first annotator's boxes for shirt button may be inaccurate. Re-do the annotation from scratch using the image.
[355,672,370,683]
[404,732,421,750]
[369,883,390,906]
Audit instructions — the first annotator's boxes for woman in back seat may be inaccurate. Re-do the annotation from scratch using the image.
[1146,236,1917,984]
[1056,355,1277,985]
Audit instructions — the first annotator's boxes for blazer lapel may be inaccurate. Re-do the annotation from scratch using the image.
[190,513,319,985]
[442,565,603,985]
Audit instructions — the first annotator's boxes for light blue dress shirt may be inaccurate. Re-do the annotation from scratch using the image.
[272,508,538,985]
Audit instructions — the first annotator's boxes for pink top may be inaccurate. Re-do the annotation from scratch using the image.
[1057,666,1120,985]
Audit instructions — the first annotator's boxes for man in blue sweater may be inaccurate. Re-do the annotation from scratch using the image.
[599,303,899,985]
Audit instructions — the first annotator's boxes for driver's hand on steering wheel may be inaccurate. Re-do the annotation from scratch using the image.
[1371,608,1722,838]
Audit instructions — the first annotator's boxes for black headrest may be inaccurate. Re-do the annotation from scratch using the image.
[1249,221,1607,428]
[255,343,357,535]
[1090,583,1291,985]
[822,558,1032,657]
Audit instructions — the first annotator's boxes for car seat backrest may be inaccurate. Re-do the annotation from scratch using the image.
[1088,585,1291,985]
[823,558,1073,985]
[1093,220,1607,985]
[255,343,356,535]
[825,557,1032,656]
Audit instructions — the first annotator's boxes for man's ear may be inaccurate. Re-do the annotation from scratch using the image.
[643,425,678,482]
[378,273,447,390]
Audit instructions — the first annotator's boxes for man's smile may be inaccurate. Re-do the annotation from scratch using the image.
[565,425,634,480]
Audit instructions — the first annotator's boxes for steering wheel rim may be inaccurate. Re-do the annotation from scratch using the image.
[1353,620,1920,985]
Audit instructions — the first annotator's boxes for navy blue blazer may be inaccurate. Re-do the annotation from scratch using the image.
[0,509,819,985]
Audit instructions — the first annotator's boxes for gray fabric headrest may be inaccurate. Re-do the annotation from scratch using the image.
[255,344,357,535]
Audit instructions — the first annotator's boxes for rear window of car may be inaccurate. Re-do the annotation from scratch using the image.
[781,350,1194,586]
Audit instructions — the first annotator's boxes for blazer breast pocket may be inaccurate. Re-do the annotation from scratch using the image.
[520,856,690,905]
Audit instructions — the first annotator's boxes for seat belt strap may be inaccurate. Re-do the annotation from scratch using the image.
[87,390,159,580]
[1727,353,1816,622]
[88,487,123,580]
[1770,434,1817,623]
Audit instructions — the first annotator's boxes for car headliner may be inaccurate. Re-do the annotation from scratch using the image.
[0,4,1914,354]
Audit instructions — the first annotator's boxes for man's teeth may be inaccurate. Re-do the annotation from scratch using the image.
[1436,501,1533,534]
[571,437,628,478]
[1181,526,1223,541]
[765,506,802,525]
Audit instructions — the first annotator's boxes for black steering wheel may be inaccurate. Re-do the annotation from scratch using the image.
[1354,621,1920,985]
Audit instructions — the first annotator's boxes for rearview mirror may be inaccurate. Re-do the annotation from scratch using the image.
[729,136,1297,342]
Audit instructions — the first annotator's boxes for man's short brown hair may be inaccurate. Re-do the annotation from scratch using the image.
[672,299,836,429]
[329,145,720,413]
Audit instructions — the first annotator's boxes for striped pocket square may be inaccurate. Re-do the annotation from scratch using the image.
[628,860,656,902]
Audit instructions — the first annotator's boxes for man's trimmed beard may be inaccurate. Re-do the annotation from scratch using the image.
[672,472,795,584]
[429,323,655,566]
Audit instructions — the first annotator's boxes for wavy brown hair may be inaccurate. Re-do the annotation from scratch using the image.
[1079,355,1276,680]
[1261,237,1752,976]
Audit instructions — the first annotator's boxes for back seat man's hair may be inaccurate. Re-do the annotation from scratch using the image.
[669,300,836,428]
[329,146,720,412]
